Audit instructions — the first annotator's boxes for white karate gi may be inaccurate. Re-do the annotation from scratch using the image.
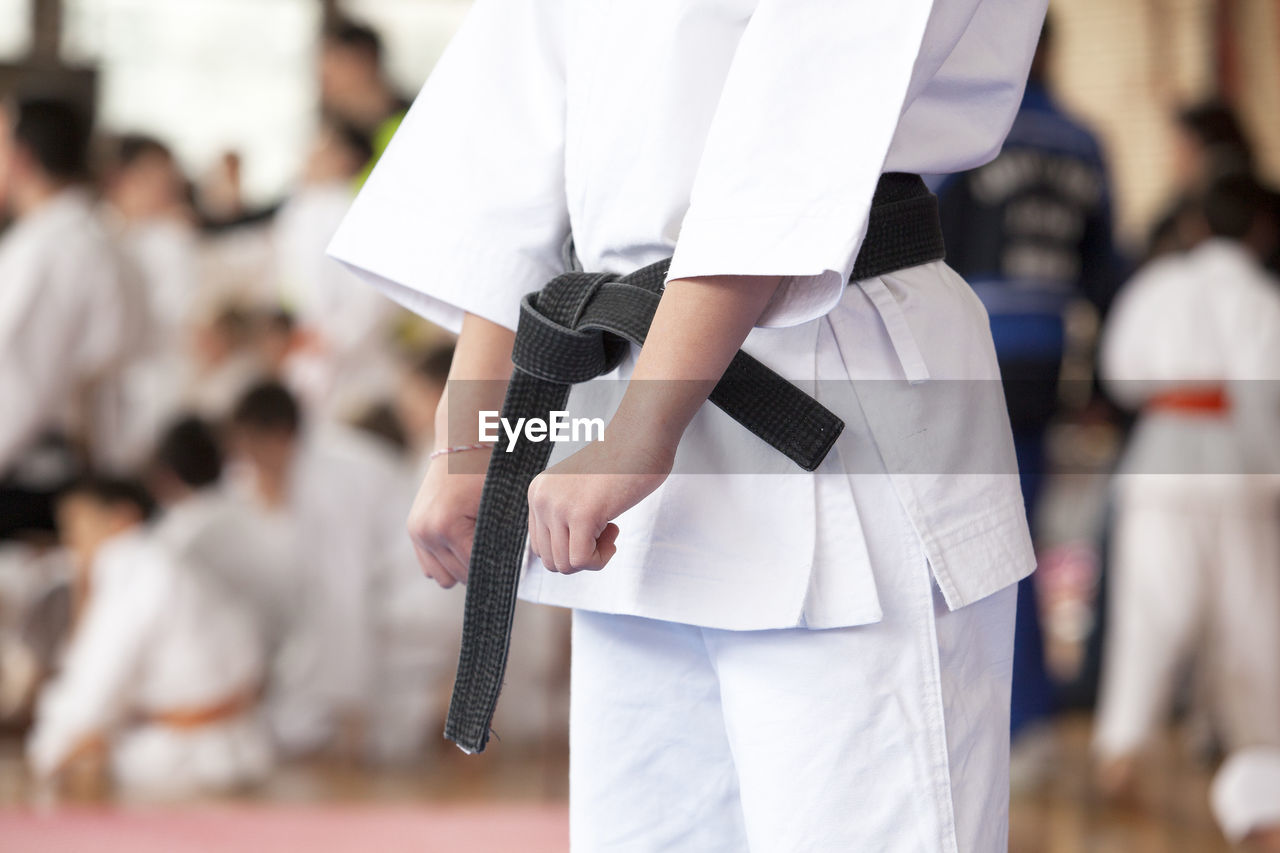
[329,1,1045,847]
[111,215,200,343]
[262,424,407,754]
[153,488,300,653]
[1095,239,1280,762]
[275,184,398,418]
[1212,747,1280,843]
[109,214,202,465]
[0,189,149,475]
[28,529,272,796]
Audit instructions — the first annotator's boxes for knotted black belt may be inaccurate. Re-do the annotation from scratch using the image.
[445,172,945,753]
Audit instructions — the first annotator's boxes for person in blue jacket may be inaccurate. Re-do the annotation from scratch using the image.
[935,14,1125,743]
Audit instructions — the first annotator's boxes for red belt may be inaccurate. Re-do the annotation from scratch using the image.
[1147,387,1229,415]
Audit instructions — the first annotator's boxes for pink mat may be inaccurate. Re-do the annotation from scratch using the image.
[0,804,569,852]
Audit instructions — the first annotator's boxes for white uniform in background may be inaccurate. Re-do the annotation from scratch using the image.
[111,216,201,344]
[194,223,277,315]
[179,351,264,423]
[27,528,272,796]
[330,0,1045,847]
[274,184,398,419]
[263,424,405,754]
[0,188,149,474]
[153,487,300,653]
[1212,747,1280,844]
[108,214,202,466]
[1096,238,1280,762]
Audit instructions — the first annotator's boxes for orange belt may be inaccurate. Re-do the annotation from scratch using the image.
[1147,387,1229,415]
[139,686,259,730]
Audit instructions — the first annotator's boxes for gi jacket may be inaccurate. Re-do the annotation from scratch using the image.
[330,0,1042,629]
[1101,239,1280,504]
[0,190,148,474]
[27,529,269,791]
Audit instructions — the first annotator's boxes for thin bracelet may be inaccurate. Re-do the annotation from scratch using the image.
[429,442,496,460]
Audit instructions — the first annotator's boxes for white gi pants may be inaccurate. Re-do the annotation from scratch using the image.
[1095,483,1280,759]
[569,519,1016,852]
[1212,746,1280,842]
[112,715,274,798]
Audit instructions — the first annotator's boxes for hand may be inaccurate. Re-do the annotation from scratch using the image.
[527,428,675,574]
[524,272,781,576]
[406,312,516,587]
[407,446,492,587]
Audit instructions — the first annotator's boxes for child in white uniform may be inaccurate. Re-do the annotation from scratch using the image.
[29,478,271,798]
[0,96,148,477]
[331,1,1047,848]
[1096,176,1280,798]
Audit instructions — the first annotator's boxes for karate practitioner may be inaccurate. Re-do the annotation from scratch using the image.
[935,16,1123,760]
[320,17,410,186]
[274,120,398,418]
[228,381,406,757]
[0,95,148,499]
[1095,176,1280,798]
[102,135,199,343]
[149,416,298,653]
[330,2,1047,849]
[28,478,272,798]
[101,135,202,466]
[182,306,264,420]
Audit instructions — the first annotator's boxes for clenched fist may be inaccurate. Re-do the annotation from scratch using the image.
[527,434,674,574]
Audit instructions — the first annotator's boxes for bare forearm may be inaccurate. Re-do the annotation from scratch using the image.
[612,274,783,449]
[433,313,516,449]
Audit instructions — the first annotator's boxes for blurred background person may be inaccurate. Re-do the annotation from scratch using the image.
[1095,175,1280,802]
[1146,101,1260,262]
[319,16,409,186]
[274,118,398,419]
[28,476,271,799]
[934,14,1125,767]
[182,305,263,422]
[100,133,200,467]
[227,380,402,759]
[0,94,148,538]
[101,133,198,340]
[147,416,298,662]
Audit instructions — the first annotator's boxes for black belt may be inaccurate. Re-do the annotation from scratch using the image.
[445,172,945,753]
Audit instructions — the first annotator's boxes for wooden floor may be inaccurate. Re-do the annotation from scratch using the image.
[0,715,1237,851]
[1010,716,1231,853]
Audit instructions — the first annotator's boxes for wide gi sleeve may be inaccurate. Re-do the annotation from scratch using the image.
[327,0,569,334]
[667,0,986,328]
